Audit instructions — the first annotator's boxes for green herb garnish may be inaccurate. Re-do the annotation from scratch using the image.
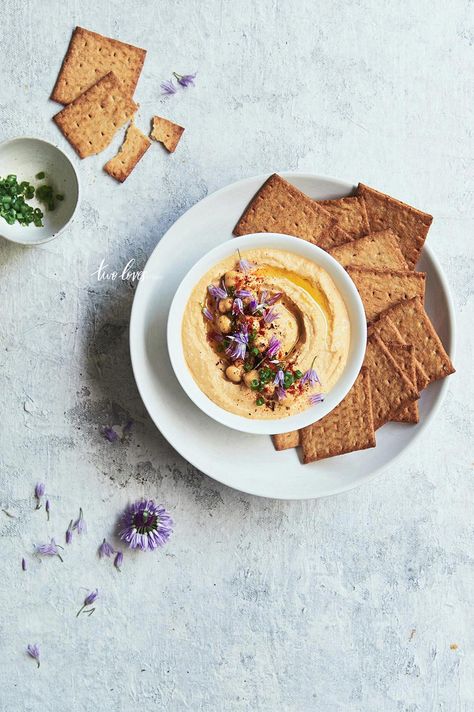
[283,372,295,388]
[256,397,265,406]
[35,171,45,180]
[0,175,43,227]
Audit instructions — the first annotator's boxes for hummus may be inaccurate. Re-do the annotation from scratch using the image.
[182,248,350,419]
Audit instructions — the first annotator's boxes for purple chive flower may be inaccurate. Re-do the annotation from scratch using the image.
[45,499,50,521]
[266,336,281,359]
[101,425,119,443]
[160,79,177,95]
[235,289,252,299]
[263,307,280,324]
[267,292,283,306]
[22,557,27,571]
[248,297,258,312]
[119,500,173,551]
[273,369,284,387]
[77,589,99,617]
[72,508,87,535]
[225,326,249,361]
[309,393,325,405]
[238,258,254,274]
[173,71,196,88]
[114,551,123,571]
[27,644,40,668]
[202,306,214,321]
[301,367,320,387]
[35,538,63,561]
[275,386,287,401]
[208,284,227,300]
[232,298,244,315]
[65,520,73,545]
[98,538,114,558]
[34,482,45,509]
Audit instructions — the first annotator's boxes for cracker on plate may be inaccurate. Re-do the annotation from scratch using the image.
[300,368,376,463]
[104,123,151,182]
[328,229,408,270]
[233,174,352,250]
[363,333,419,430]
[51,26,146,104]
[347,266,426,323]
[317,196,369,239]
[356,183,433,269]
[389,343,419,423]
[272,430,301,451]
[150,116,185,153]
[375,297,455,385]
[53,72,138,158]
[369,313,429,390]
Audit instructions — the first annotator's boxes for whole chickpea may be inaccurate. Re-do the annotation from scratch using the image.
[225,365,242,383]
[243,369,260,388]
[254,336,268,353]
[216,315,232,334]
[218,297,233,313]
[224,270,241,289]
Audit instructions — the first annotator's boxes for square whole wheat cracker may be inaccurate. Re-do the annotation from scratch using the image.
[233,174,352,250]
[272,430,301,451]
[53,72,138,159]
[299,368,376,464]
[104,123,151,182]
[316,196,370,239]
[369,313,430,391]
[51,26,146,104]
[328,229,408,270]
[374,297,455,385]
[150,116,185,153]
[388,343,419,424]
[356,183,433,269]
[363,333,419,430]
[346,266,426,323]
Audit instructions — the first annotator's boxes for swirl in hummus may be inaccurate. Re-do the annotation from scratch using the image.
[182,248,350,419]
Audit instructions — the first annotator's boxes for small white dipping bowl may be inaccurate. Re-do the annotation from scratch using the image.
[0,137,79,245]
[167,233,367,435]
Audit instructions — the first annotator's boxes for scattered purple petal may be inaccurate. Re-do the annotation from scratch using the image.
[22,557,27,571]
[273,369,284,387]
[208,284,227,300]
[77,589,99,617]
[173,71,196,88]
[34,482,45,509]
[119,499,173,551]
[263,307,280,324]
[238,258,254,274]
[202,306,214,321]
[45,499,50,521]
[235,289,252,299]
[232,298,244,316]
[267,292,283,306]
[309,393,325,405]
[35,538,63,561]
[98,538,114,559]
[72,508,87,535]
[266,336,281,359]
[101,425,119,443]
[65,520,73,545]
[225,325,249,361]
[114,551,123,571]
[160,79,177,95]
[301,368,320,386]
[27,644,40,668]
[248,297,258,313]
[275,386,287,401]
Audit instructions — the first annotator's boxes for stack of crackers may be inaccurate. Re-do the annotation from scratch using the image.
[51,27,185,182]
[233,174,455,464]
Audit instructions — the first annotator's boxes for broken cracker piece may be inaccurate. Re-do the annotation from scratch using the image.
[150,115,185,153]
[300,368,376,463]
[317,196,370,239]
[328,229,408,270]
[53,72,138,159]
[356,183,433,269]
[51,26,146,104]
[233,174,352,250]
[347,266,425,323]
[272,430,301,451]
[104,123,151,182]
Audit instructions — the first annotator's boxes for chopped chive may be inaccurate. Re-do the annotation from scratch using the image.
[35,171,45,180]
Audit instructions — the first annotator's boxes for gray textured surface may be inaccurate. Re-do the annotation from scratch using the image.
[0,1,473,710]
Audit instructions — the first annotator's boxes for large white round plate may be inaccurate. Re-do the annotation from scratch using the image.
[130,173,456,500]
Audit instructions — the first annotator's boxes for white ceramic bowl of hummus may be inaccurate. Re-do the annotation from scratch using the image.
[167,233,366,435]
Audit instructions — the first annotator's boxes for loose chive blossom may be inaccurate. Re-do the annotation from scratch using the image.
[266,336,281,359]
[27,644,40,668]
[34,482,45,509]
[72,507,87,535]
[173,71,196,88]
[119,499,173,551]
[35,538,63,562]
[275,386,286,401]
[309,393,325,405]
[202,306,214,321]
[65,520,73,544]
[267,292,282,305]
[160,79,177,95]
[263,307,279,324]
[77,589,99,617]
[208,284,227,300]
[98,538,114,558]
[274,369,284,387]
[22,558,27,571]
[114,551,123,571]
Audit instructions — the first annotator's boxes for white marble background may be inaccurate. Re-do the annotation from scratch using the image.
[0,0,472,710]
